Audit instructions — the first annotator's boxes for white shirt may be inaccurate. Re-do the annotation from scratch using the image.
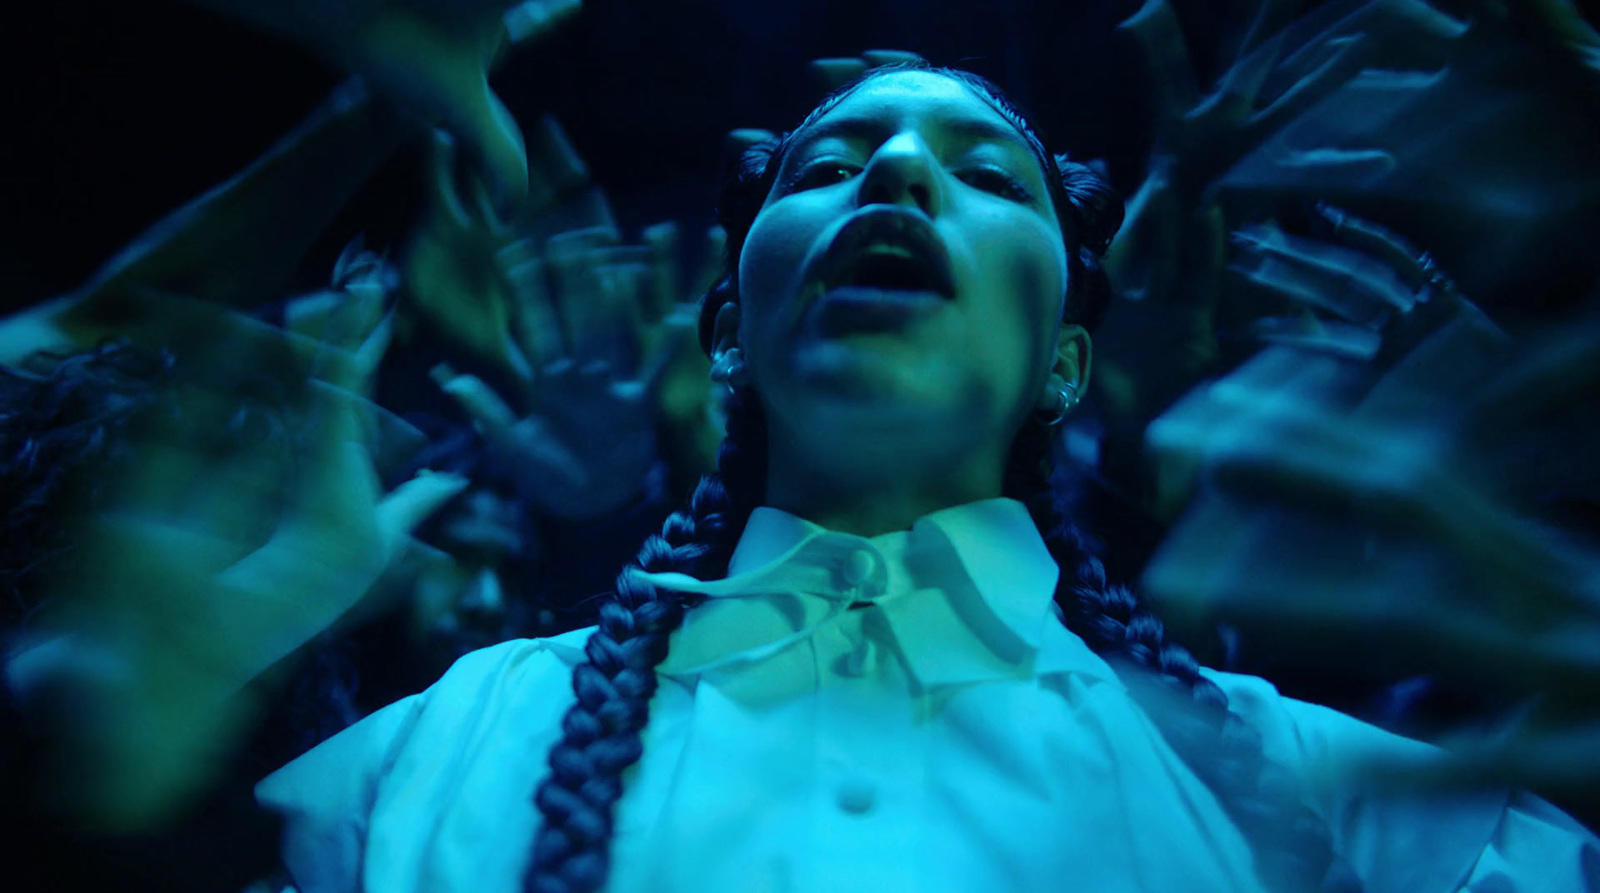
[257,498,1599,892]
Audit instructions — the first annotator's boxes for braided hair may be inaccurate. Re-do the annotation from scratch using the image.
[528,61,1357,893]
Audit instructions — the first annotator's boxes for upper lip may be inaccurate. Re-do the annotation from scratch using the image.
[811,206,956,299]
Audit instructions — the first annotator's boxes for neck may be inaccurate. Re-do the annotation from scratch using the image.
[762,416,1008,538]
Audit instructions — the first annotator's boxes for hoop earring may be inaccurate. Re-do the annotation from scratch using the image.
[1038,382,1079,426]
[710,346,747,397]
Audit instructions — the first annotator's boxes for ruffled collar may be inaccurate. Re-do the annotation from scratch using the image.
[628,498,1118,691]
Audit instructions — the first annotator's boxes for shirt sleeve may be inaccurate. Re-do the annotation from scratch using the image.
[254,688,428,893]
[1204,670,1599,893]
[1458,791,1600,892]
[254,638,567,893]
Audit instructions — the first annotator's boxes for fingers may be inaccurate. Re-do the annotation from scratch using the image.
[1101,162,1182,301]
[311,280,389,394]
[367,34,529,210]
[1236,0,1305,60]
[432,363,520,442]
[809,50,926,94]
[578,252,651,368]
[448,84,530,216]
[288,379,381,529]
[545,228,645,369]
[352,309,395,392]
[1246,314,1383,359]
[1314,202,1434,290]
[1150,355,1600,637]
[692,226,729,299]
[503,0,582,46]
[1116,0,1202,137]
[374,471,472,551]
[859,49,926,68]
[503,250,567,374]
[427,130,475,230]
[283,291,345,342]
[809,58,869,94]
[523,114,591,214]
[1246,33,1373,140]
[1227,220,1418,326]
[642,221,682,321]
[1196,33,1286,121]
[636,306,699,406]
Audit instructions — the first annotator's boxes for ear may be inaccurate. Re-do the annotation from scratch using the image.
[711,301,742,357]
[1050,322,1091,396]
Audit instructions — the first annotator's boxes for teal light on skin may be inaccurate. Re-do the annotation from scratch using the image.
[717,71,1090,538]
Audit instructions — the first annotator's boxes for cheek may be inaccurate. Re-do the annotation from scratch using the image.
[738,205,816,311]
[966,214,1068,349]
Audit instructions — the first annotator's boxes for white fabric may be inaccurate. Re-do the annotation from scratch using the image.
[257,497,1600,892]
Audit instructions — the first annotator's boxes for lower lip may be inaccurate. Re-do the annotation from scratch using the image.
[812,286,948,334]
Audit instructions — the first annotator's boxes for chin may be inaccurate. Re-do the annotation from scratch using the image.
[793,331,944,380]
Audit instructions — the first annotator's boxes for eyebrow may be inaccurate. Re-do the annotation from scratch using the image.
[791,113,1036,158]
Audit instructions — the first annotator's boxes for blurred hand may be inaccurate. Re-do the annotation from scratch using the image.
[402,115,614,378]
[9,283,466,828]
[189,0,582,206]
[1214,0,1600,303]
[1223,203,1435,358]
[430,221,721,519]
[807,49,928,94]
[1092,0,1388,512]
[1141,219,1600,803]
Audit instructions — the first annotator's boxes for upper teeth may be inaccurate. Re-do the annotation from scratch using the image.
[862,244,913,258]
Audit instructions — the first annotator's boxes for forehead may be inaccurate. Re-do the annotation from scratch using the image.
[794,71,1033,155]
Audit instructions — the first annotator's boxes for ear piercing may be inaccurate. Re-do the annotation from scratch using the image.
[1038,381,1079,426]
[710,347,748,395]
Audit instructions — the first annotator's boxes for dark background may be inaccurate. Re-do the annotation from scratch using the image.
[6,3,1600,888]
[0,0,1372,312]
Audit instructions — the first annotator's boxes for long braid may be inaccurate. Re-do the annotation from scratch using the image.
[525,391,767,893]
[1006,417,1360,893]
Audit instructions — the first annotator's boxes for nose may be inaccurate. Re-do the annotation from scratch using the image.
[458,568,506,622]
[856,132,943,218]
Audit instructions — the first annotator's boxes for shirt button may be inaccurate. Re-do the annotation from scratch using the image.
[840,548,877,588]
[835,778,877,815]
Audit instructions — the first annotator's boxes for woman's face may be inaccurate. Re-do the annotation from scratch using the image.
[736,70,1070,439]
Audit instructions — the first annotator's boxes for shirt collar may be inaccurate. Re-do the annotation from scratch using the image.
[631,498,1119,690]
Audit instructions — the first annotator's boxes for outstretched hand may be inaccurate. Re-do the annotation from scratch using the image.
[1141,217,1600,807]
[187,0,581,207]
[10,282,466,828]
[430,221,720,520]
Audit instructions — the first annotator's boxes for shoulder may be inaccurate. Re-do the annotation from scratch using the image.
[257,630,594,810]
[1200,669,1517,893]
[1198,669,1449,787]
[430,629,594,699]
[255,631,597,892]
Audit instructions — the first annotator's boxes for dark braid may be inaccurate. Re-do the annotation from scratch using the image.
[1007,413,1360,893]
[525,390,768,893]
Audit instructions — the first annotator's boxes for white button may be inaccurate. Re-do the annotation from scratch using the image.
[840,548,876,587]
[836,778,877,814]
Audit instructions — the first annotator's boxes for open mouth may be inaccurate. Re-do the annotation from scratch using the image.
[815,207,956,299]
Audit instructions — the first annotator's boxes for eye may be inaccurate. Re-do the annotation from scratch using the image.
[789,160,861,191]
[957,166,1033,203]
